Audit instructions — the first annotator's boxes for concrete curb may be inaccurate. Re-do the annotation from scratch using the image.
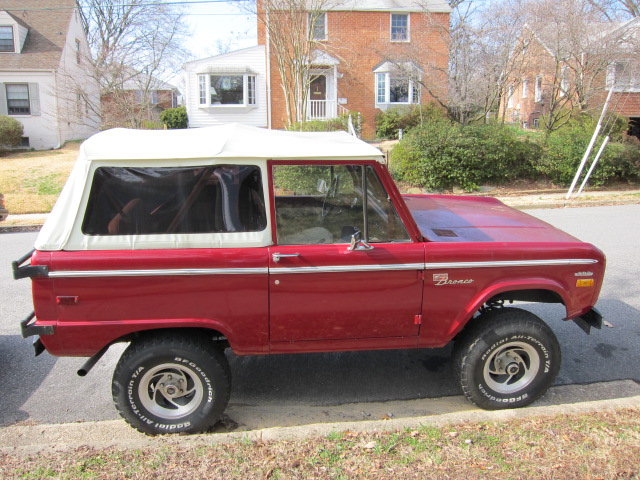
[2,380,639,456]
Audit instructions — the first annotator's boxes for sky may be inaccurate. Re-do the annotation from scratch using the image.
[183,0,258,60]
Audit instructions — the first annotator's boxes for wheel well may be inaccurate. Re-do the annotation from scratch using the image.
[118,327,230,349]
[453,289,565,343]
[487,289,564,306]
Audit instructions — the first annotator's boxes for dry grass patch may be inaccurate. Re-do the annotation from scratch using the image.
[0,143,79,214]
[1,408,638,479]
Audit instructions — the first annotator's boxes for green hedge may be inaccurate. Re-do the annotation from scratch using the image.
[375,103,446,140]
[0,115,23,149]
[287,112,362,135]
[160,106,188,129]
[390,114,640,191]
[538,116,640,186]
[390,120,540,191]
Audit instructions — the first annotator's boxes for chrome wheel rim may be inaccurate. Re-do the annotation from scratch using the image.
[138,363,204,419]
[483,342,540,394]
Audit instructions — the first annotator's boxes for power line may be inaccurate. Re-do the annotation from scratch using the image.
[1,0,251,12]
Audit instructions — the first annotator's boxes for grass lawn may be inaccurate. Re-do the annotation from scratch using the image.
[0,142,79,215]
[1,408,638,479]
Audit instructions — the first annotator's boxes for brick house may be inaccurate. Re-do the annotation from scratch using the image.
[501,19,640,137]
[100,69,180,129]
[184,1,450,139]
[0,0,100,149]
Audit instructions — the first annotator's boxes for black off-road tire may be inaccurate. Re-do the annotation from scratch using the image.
[112,333,231,435]
[453,308,561,410]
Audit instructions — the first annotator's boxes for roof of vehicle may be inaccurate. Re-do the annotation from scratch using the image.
[35,124,384,251]
[78,124,385,162]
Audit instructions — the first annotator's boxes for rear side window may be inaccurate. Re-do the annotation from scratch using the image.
[82,165,266,235]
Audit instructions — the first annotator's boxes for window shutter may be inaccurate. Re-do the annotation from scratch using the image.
[0,83,7,115]
[29,83,41,116]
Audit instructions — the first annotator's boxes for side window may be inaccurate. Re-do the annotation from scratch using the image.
[272,164,409,245]
[82,165,266,235]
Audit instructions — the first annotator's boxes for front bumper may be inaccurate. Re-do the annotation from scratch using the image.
[571,307,603,334]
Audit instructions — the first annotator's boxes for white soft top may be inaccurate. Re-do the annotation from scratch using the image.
[78,123,384,161]
[35,124,384,251]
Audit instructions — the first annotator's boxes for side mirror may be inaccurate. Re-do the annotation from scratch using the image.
[348,230,374,251]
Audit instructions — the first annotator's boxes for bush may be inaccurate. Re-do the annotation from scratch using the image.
[141,120,163,130]
[375,103,446,140]
[287,112,362,136]
[390,120,540,191]
[160,106,188,129]
[537,116,640,186]
[0,115,24,149]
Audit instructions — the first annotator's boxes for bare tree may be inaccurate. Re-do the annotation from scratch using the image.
[255,0,345,125]
[522,0,636,132]
[74,0,189,128]
[586,0,639,20]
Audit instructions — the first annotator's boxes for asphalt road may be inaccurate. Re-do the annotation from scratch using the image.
[0,204,639,427]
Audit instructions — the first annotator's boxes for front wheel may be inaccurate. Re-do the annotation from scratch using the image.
[112,333,231,435]
[454,308,561,410]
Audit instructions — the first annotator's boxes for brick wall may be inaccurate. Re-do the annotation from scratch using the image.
[259,9,449,139]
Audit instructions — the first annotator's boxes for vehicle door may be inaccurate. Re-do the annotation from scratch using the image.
[268,162,425,343]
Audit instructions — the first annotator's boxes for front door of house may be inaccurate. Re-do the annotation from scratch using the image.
[310,75,327,118]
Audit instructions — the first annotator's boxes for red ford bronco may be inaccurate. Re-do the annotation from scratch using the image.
[14,124,605,435]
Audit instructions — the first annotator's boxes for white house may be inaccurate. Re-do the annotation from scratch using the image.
[0,0,100,150]
[183,45,268,128]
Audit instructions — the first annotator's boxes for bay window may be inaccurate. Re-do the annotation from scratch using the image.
[375,72,420,105]
[198,73,257,107]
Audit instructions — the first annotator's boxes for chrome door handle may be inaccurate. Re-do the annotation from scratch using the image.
[272,253,300,263]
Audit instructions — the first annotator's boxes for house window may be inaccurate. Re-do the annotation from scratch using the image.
[310,12,327,41]
[248,75,256,105]
[522,79,528,98]
[6,84,30,114]
[199,75,207,104]
[390,14,409,42]
[151,91,159,105]
[0,26,14,52]
[534,75,542,102]
[533,118,539,128]
[198,74,257,107]
[375,72,420,105]
[75,39,81,64]
[610,62,640,91]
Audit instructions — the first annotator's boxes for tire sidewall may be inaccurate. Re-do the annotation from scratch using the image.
[114,346,226,435]
[463,320,560,409]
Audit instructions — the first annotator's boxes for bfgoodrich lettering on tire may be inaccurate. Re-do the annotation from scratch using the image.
[454,308,561,410]
[112,333,231,435]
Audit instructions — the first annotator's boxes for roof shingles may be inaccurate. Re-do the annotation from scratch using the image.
[0,0,77,70]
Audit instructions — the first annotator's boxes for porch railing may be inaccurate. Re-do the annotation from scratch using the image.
[308,99,337,120]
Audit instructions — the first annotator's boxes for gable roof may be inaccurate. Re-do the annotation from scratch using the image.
[0,0,77,70]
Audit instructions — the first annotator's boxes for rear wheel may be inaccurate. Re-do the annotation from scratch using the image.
[112,333,231,435]
[454,308,561,410]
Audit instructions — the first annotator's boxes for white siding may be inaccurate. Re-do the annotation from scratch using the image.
[55,7,100,144]
[0,71,59,149]
[184,45,267,128]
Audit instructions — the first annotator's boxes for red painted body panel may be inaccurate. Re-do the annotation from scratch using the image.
[26,180,605,359]
[31,248,269,356]
[268,243,424,342]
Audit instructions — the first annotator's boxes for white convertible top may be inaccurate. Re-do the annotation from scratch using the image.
[35,124,384,251]
[76,123,384,161]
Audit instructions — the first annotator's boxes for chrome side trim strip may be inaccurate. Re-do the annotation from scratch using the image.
[46,259,598,278]
[271,263,425,275]
[424,259,598,269]
[48,268,269,278]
